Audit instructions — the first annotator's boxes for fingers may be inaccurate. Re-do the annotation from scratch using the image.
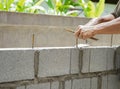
[74,26,96,40]
[74,25,82,39]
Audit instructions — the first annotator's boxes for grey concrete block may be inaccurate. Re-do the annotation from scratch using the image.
[7,12,49,25]
[87,35,112,46]
[16,86,25,89]
[81,48,91,73]
[0,26,33,48]
[65,80,72,89]
[26,83,50,89]
[51,82,59,89]
[62,17,73,26]
[72,17,90,26]
[0,48,34,83]
[115,46,120,69]
[38,48,70,77]
[0,12,7,24]
[49,16,64,26]
[82,47,115,73]
[1,11,89,27]
[70,48,80,74]
[91,77,98,89]
[102,75,120,89]
[112,35,120,46]
[72,78,97,89]
[0,25,85,48]
[72,78,90,89]
[101,76,107,89]
[90,47,114,72]
[34,27,77,47]
[0,88,10,89]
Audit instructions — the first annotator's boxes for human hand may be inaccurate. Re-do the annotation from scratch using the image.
[74,25,96,40]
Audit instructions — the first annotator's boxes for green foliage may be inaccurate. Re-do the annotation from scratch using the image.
[0,0,105,17]
[95,0,105,17]
[44,0,105,17]
[0,0,45,13]
[45,0,79,16]
[0,0,14,11]
[78,0,105,18]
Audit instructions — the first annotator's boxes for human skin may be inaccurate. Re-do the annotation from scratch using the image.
[74,14,120,40]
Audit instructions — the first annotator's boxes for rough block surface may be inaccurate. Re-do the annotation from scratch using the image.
[26,83,50,89]
[38,48,70,77]
[70,48,80,74]
[102,75,120,89]
[16,86,25,89]
[115,46,120,69]
[0,49,34,82]
[51,82,59,89]
[65,80,71,89]
[72,78,97,89]
[82,47,115,73]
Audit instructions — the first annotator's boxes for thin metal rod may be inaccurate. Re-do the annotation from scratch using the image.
[65,29,98,41]
[32,34,35,48]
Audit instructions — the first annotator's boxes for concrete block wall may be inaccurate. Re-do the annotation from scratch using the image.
[0,11,120,47]
[0,46,120,89]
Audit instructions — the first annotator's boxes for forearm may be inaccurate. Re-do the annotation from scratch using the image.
[85,14,115,26]
[94,17,120,34]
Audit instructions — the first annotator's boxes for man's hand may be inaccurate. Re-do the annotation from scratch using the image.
[74,25,96,40]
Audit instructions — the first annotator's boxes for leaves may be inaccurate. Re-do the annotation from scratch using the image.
[95,0,105,17]
[27,0,45,13]
[0,0,105,17]
[0,0,4,10]
[45,0,78,15]
[78,0,105,18]
[16,0,26,12]
[0,0,14,11]
[0,0,45,13]
[45,0,55,9]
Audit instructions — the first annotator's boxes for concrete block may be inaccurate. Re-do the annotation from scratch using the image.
[62,17,73,26]
[7,12,49,25]
[72,78,90,89]
[90,47,114,72]
[34,27,78,47]
[81,48,91,73]
[65,80,72,89]
[87,35,112,46]
[72,78,97,89]
[16,86,25,89]
[6,12,90,26]
[112,34,120,46]
[0,48,34,83]
[101,76,107,89]
[26,83,50,89]
[82,47,115,73]
[2,11,90,27]
[0,31,3,47]
[0,88,10,89]
[72,17,90,26]
[0,25,85,48]
[91,77,98,89]
[38,48,70,77]
[49,15,64,26]
[115,46,120,69]
[102,75,120,89]
[51,82,59,89]
[0,26,33,48]
[0,12,7,24]
[70,48,80,74]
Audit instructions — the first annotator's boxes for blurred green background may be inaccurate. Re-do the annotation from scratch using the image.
[0,0,116,18]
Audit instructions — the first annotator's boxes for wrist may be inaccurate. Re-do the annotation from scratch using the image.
[93,26,97,35]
